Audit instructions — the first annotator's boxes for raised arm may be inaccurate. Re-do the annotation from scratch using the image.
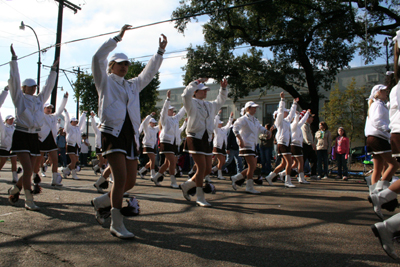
[160,90,171,126]
[275,92,286,127]
[211,79,228,113]
[38,59,58,103]
[174,106,186,121]
[139,113,154,134]
[63,109,70,133]
[179,118,187,133]
[54,92,69,118]
[298,110,311,129]
[0,87,9,107]
[214,110,222,130]
[286,98,298,122]
[8,44,23,106]
[78,111,88,132]
[90,112,100,135]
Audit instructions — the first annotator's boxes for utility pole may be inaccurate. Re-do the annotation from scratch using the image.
[50,0,81,112]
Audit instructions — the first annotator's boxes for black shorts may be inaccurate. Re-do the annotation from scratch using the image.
[67,144,80,155]
[11,130,40,156]
[239,149,256,157]
[277,144,291,156]
[0,148,16,158]
[143,146,157,155]
[367,136,391,155]
[160,142,178,155]
[213,143,226,155]
[40,132,58,152]
[183,131,212,156]
[101,113,139,160]
[391,133,400,157]
[290,145,303,157]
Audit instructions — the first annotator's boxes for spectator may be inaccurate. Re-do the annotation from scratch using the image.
[259,124,274,176]
[334,127,350,180]
[222,119,243,175]
[56,127,67,167]
[301,113,317,178]
[315,121,332,179]
[80,133,90,167]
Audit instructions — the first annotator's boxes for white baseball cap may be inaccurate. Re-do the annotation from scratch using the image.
[197,83,210,91]
[168,106,175,110]
[70,117,78,122]
[22,78,37,87]
[44,103,54,108]
[368,84,387,100]
[244,101,259,109]
[5,115,14,120]
[109,53,131,64]
[150,118,157,123]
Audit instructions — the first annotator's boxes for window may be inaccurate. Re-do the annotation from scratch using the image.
[367,74,378,83]
[220,107,228,122]
[263,104,276,126]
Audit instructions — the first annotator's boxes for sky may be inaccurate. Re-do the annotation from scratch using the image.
[0,0,391,119]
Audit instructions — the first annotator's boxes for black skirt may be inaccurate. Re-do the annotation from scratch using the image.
[11,130,40,156]
[183,131,212,156]
[40,132,58,152]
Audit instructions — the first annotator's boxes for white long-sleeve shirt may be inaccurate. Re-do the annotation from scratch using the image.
[389,82,400,134]
[159,98,186,145]
[90,116,101,149]
[275,99,297,146]
[182,80,228,142]
[0,88,14,151]
[8,58,57,133]
[233,113,268,151]
[291,111,310,147]
[365,99,390,140]
[92,37,164,146]
[38,93,68,142]
[213,114,233,149]
[139,114,159,148]
[64,111,87,147]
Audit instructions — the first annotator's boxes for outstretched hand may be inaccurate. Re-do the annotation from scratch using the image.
[10,44,16,57]
[167,90,171,98]
[280,92,285,98]
[119,24,132,38]
[197,78,208,83]
[52,58,59,69]
[220,78,228,88]
[159,34,167,50]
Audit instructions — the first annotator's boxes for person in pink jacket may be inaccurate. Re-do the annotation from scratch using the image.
[334,127,350,180]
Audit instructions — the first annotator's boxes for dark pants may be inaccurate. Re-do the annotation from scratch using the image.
[303,144,317,175]
[79,152,89,167]
[336,153,348,177]
[317,149,328,177]
[259,146,273,174]
[58,147,67,167]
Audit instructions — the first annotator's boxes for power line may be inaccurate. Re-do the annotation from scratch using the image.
[0,0,267,67]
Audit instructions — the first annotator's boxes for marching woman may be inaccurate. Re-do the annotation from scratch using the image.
[91,24,167,238]
[151,90,186,188]
[180,78,228,207]
[264,93,298,187]
[62,109,87,180]
[370,31,400,259]
[0,86,20,183]
[175,117,187,177]
[137,112,159,180]
[290,109,311,184]
[7,44,58,211]
[91,111,109,192]
[32,92,68,187]
[230,101,270,194]
[211,110,233,180]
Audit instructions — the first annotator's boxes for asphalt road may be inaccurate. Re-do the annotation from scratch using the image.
[0,163,399,267]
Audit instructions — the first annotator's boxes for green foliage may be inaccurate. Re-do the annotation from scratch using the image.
[73,60,161,119]
[322,78,367,143]
[173,0,400,120]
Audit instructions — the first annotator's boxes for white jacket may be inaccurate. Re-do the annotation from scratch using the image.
[213,114,233,149]
[275,99,297,146]
[291,111,310,147]
[182,80,228,142]
[233,113,268,151]
[8,58,57,133]
[365,99,390,141]
[92,37,164,145]
[139,114,159,148]
[38,93,68,142]
[64,111,87,147]
[389,82,400,134]
[159,98,186,145]
[0,88,14,150]
[90,116,102,149]
[176,120,187,146]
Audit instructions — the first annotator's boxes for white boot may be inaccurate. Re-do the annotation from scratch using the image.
[298,172,310,184]
[285,175,296,188]
[196,187,211,207]
[230,173,244,190]
[364,175,372,187]
[204,175,211,183]
[278,170,286,181]
[151,172,163,186]
[246,179,260,194]
[150,169,156,178]
[91,193,111,225]
[372,180,390,194]
[170,175,179,188]
[51,172,63,186]
[71,169,79,180]
[62,166,71,179]
[370,189,398,220]
[94,175,107,193]
[93,164,100,175]
[24,189,40,211]
[264,172,275,186]
[138,167,147,179]
[217,170,225,180]
[12,171,18,183]
[179,179,196,201]
[110,208,135,239]
[211,166,218,174]
[371,213,400,259]
[41,163,47,177]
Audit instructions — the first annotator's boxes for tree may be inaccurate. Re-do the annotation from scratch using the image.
[172,0,400,122]
[73,60,161,120]
[322,78,367,143]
